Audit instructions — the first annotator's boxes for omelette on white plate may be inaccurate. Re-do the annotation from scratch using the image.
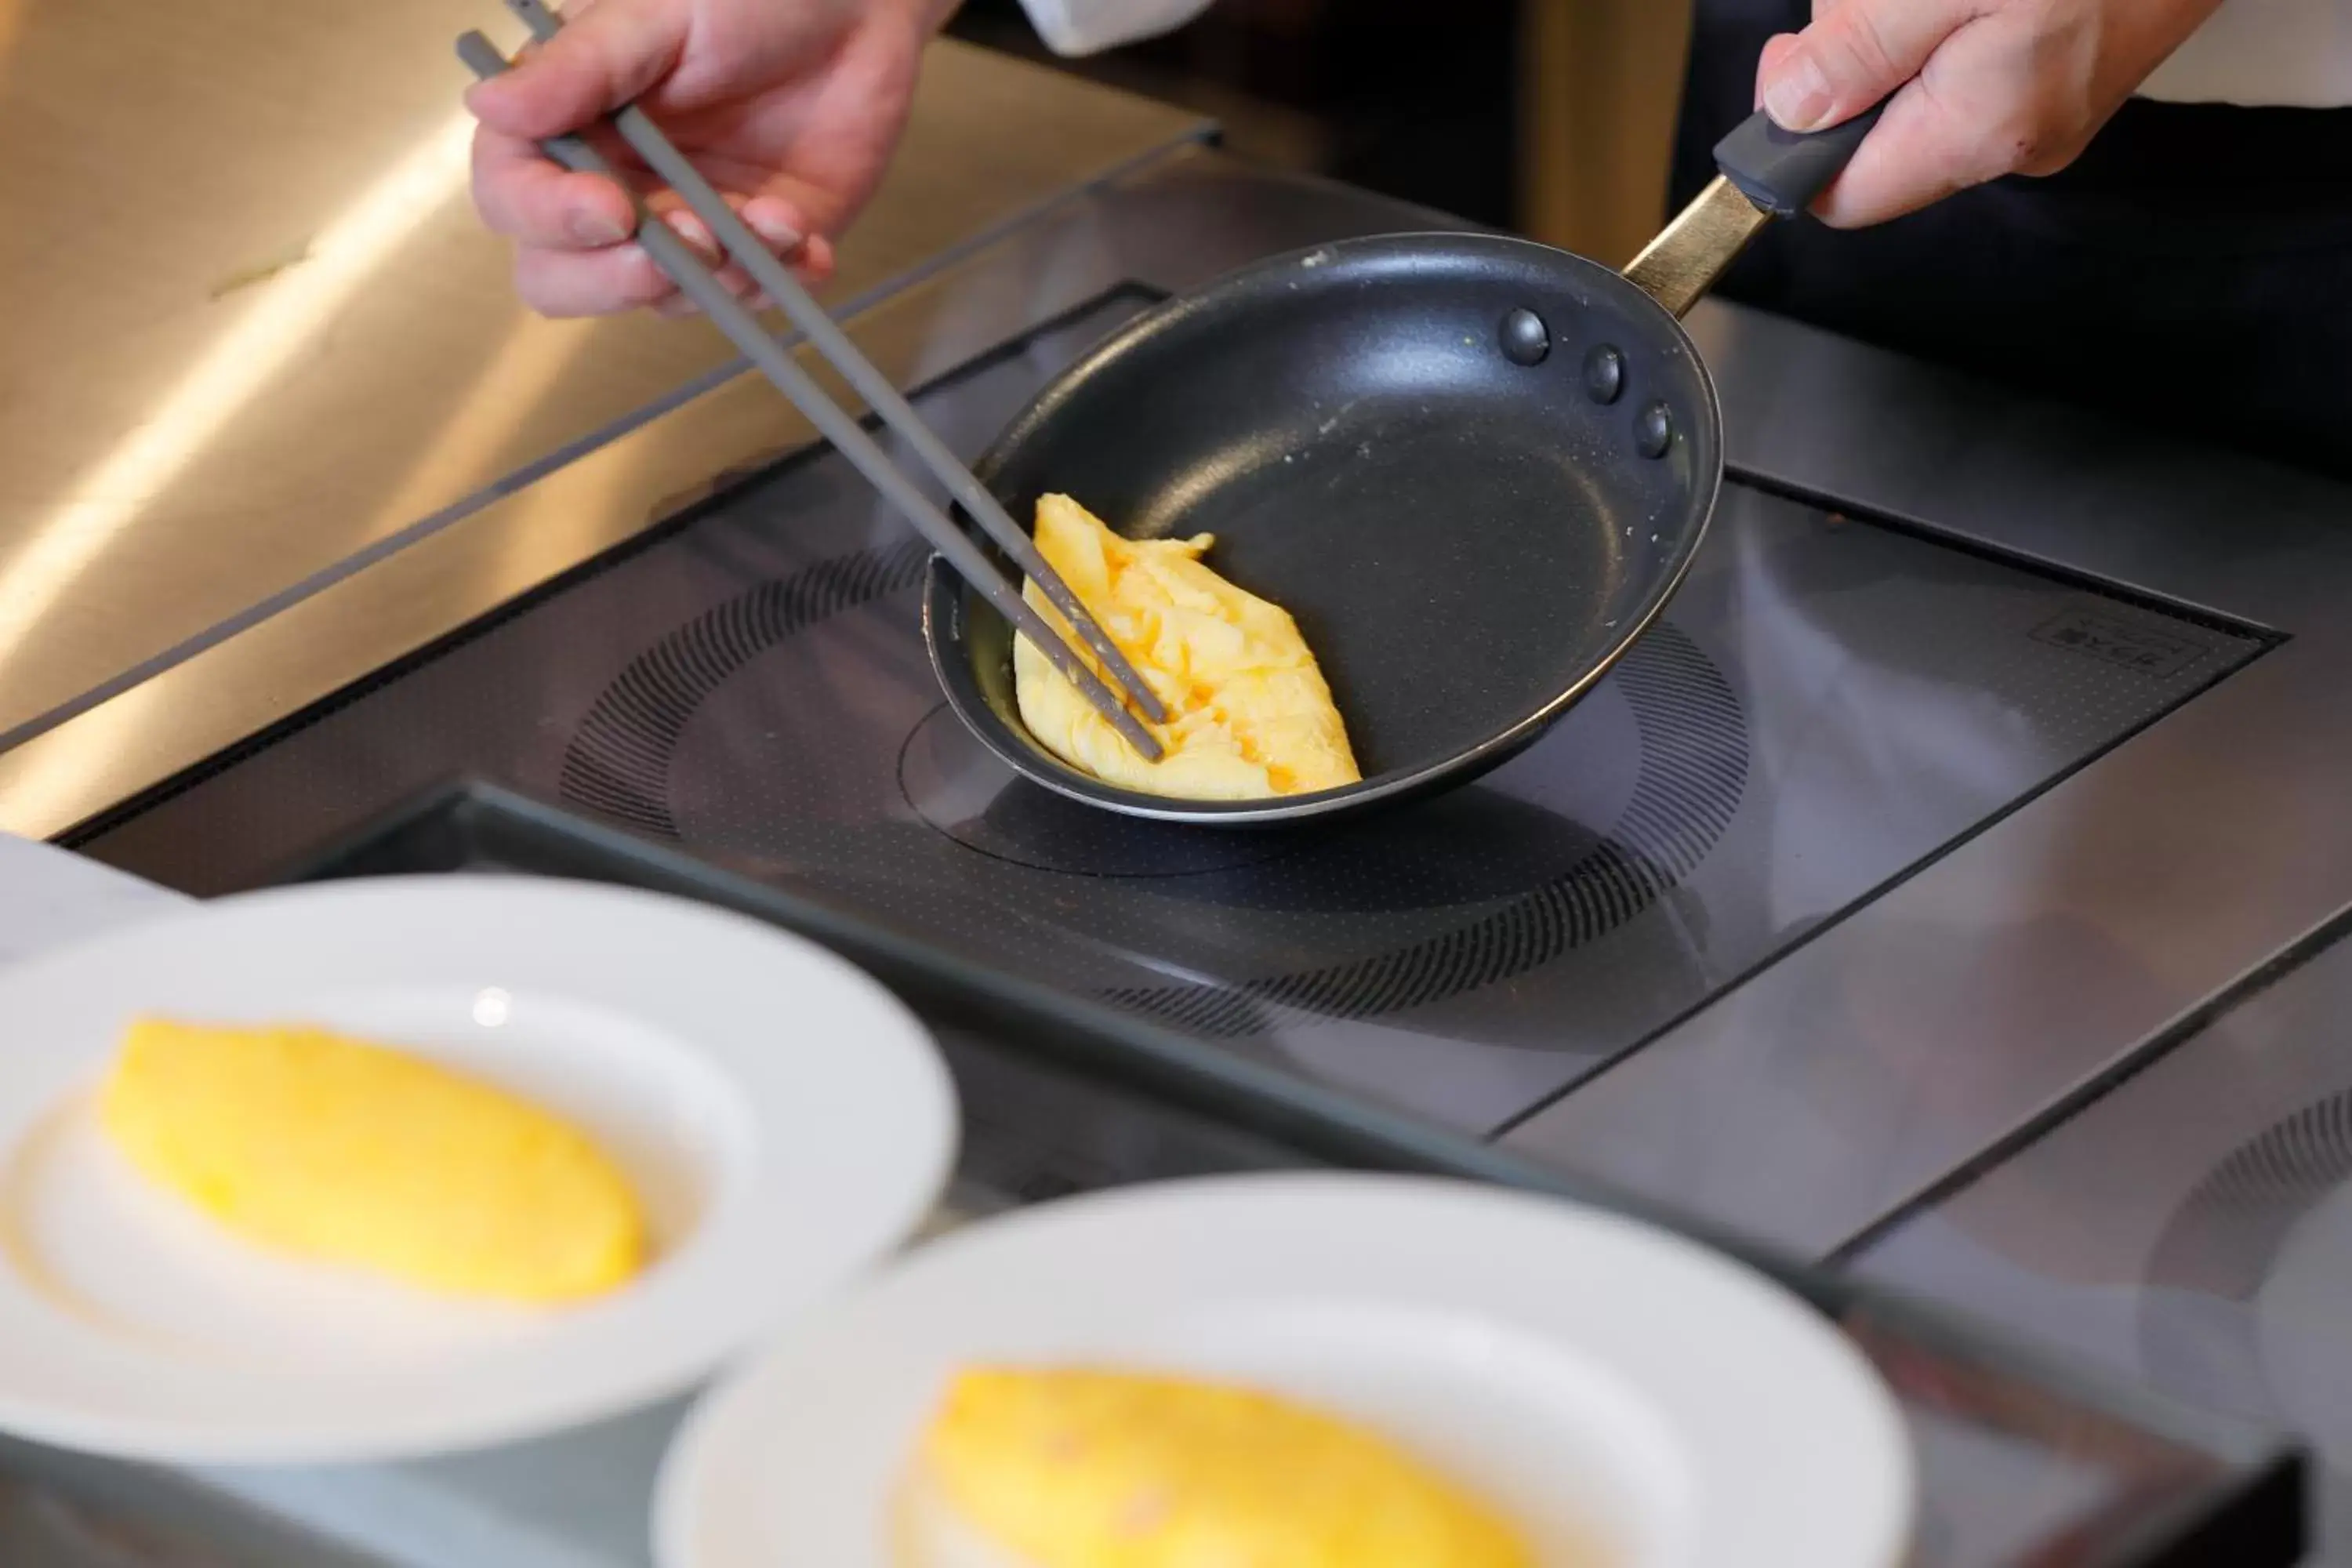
[896,1365,1537,1568]
[99,1016,647,1305]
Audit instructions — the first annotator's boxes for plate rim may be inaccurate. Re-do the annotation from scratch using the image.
[0,873,960,1464]
[652,1169,1916,1568]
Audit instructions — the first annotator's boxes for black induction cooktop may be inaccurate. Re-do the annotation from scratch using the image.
[1857,897,2352,1548]
[74,290,2268,1138]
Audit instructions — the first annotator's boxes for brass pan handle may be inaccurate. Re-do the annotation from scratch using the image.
[1624,103,1886,319]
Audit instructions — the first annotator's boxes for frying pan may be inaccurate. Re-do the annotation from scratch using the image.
[925,106,1881,826]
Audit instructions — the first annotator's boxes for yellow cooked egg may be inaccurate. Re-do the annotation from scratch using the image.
[899,1366,1536,1568]
[99,1017,647,1305]
[1013,494,1361,800]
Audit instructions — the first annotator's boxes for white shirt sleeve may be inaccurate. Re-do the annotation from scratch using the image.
[2134,0,2352,106]
[1015,0,1214,56]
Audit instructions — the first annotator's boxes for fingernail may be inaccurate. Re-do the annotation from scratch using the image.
[1763,50,1835,132]
[665,211,718,260]
[569,207,630,247]
[743,202,804,252]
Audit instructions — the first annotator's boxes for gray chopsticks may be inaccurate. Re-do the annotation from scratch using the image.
[456,13,1169,762]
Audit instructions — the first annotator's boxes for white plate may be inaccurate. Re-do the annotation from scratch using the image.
[0,875,956,1465]
[656,1174,1913,1568]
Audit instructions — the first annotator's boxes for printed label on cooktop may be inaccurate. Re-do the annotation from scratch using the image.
[2031,605,2211,679]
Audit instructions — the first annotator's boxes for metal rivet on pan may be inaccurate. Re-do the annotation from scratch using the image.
[1635,401,1675,459]
[1583,345,1625,405]
[1498,308,1550,366]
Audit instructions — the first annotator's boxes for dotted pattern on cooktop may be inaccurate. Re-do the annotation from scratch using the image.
[2136,1087,2352,1418]
[552,536,1748,1029]
[1104,623,1745,1035]
[2147,1090,2352,1302]
[559,542,932,836]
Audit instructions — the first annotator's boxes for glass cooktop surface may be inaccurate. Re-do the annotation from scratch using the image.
[80,292,2267,1134]
[1856,906,2352,1552]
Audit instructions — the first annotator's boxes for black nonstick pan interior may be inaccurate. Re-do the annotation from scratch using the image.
[924,231,1721,826]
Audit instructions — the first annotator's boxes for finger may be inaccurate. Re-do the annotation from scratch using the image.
[471,125,636,249]
[510,209,733,317]
[648,271,757,318]
[794,232,837,289]
[1807,75,1998,227]
[528,225,801,320]
[652,204,728,269]
[638,188,814,289]
[1759,0,1972,132]
[634,186,828,321]
[1755,34,1802,110]
[515,240,678,317]
[463,0,686,142]
[649,233,833,318]
[641,188,808,258]
[738,194,810,260]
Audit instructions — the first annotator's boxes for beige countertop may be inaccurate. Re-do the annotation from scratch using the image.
[0,0,1206,763]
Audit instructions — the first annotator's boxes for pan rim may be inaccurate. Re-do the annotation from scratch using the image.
[920,230,1726,828]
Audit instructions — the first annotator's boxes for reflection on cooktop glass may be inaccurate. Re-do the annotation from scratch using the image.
[82,290,2266,1133]
[1855,911,2352,1553]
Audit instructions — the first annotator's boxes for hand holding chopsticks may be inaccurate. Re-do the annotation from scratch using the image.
[457,0,1169,761]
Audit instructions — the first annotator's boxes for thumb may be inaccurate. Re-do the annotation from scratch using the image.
[464,1,685,141]
[1753,32,1802,110]
[1758,0,1965,132]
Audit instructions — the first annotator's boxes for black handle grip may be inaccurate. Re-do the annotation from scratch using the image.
[1712,103,1884,218]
